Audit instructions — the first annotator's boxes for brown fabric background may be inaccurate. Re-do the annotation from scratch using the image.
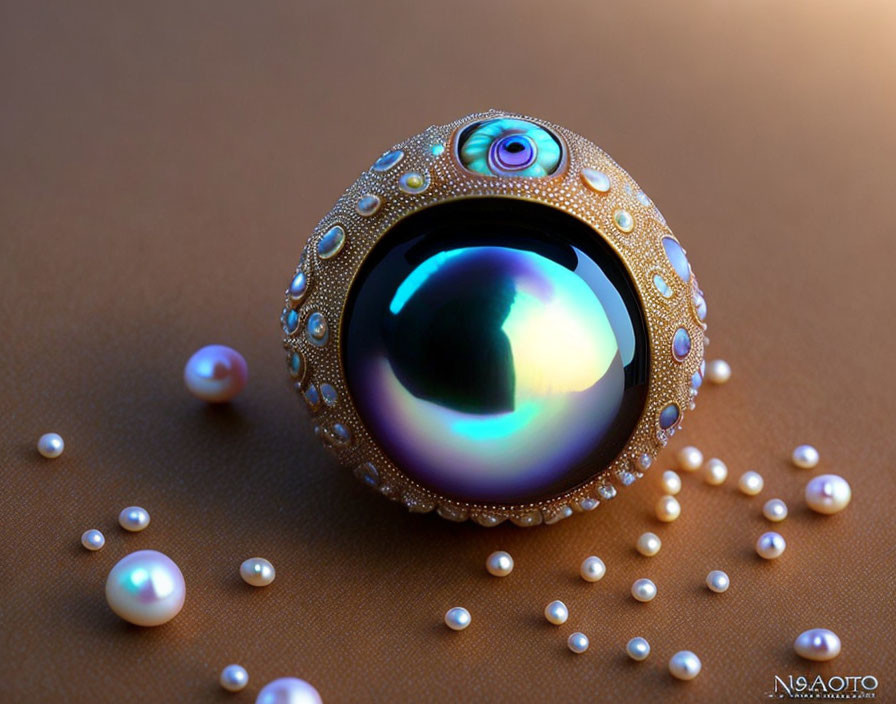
[2,2,895,702]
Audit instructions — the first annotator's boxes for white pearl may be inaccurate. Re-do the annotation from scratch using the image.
[636,532,662,557]
[706,570,730,593]
[81,529,105,551]
[626,636,651,661]
[756,531,786,559]
[676,446,703,472]
[655,495,681,522]
[444,606,471,631]
[567,632,589,654]
[580,556,606,582]
[705,359,731,384]
[805,474,851,514]
[738,471,764,496]
[631,578,657,602]
[791,444,820,469]
[240,557,276,587]
[105,550,185,626]
[794,628,841,662]
[703,458,728,486]
[544,600,569,625]
[220,664,249,692]
[669,650,702,680]
[255,677,323,704]
[660,470,682,495]
[37,432,64,458]
[763,498,788,522]
[184,344,248,403]
[485,550,514,577]
[118,506,150,532]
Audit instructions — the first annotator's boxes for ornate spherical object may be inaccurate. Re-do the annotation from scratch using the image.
[281,111,706,526]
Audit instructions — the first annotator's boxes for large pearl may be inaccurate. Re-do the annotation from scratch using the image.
[255,677,323,704]
[485,550,514,577]
[567,632,589,654]
[668,651,702,680]
[655,495,681,522]
[793,628,841,661]
[220,664,249,692]
[444,606,471,631]
[756,531,786,559]
[660,470,681,495]
[105,550,185,626]
[118,506,150,532]
[580,556,606,582]
[763,498,788,522]
[636,532,662,557]
[703,458,728,486]
[676,446,703,472]
[792,444,820,469]
[631,578,657,602]
[705,359,731,384]
[240,557,276,587]
[37,432,64,458]
[706,570,730,593]
[738,471,764,496]
[626,637,651,661]
[184,345,248,403]
[805,474,851,514]
[544,600,569,625]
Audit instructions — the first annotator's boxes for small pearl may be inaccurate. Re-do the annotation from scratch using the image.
[219,664,249,692]
[738,471,764,496]
[794,628,841,662]
[444,606,471,631]
[240,557,276,587]
[791,444,820,469]
[580,556,606,582]
[544,600,569,625]
[37,432,64,458]
[660,470,682,495]
[256,677,323,704]
[763,498,788,522]
[631,578,657,602]
[655,495,681,522]
[705,359,731,384]
[105,550,185,626]
[184,344,248,403]
[805,474,851,515]
[756,531,786,559]
[669,650,702,680]
[676,446,703,472]
[626,636,651,661]
[703,458,728,486]
[636,532,662,557]
[81,529,105,551]
[567,632,589,654]
[118,506,150,532]
[485,550,514,577]
[706,570,730,593]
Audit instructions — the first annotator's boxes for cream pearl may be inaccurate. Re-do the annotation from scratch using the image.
[660,470,682,495]
[705,359,731,384]
[703,458,728,486]
[676,446,703,472]
[37,432,64,458]
[220,664,249,692]
[706,570,730,593]
[794,628,841,661]
[626,636,651,661]
[655,495,681,522]
[631,578,657,602]
[255,677,323,704]
[738,471,764,496]
[580,556,606,582]
[81,529,105,551]
[636,532,662,557]
[756,531,786,559]
[118,506,150,532]
[791,444,819,469]
[184,344,248,403]
[805,474,851,515]
[544,600,569,625]
[669,651,702,680]
[105,550,185,626]
[240,557,276,587]
[444,606,471,631]
[567,632,589,654]
[485,550,514,577]
[763,498,788,522]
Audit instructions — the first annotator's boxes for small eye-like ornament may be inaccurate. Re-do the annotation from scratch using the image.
[458,118,562,178]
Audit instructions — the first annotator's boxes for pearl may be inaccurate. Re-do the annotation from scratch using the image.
[105,550,185,626]
[220,664,249,692]
[676,446,703,472]
[81,529,105,551]
[703,458,728,486]
[706,570,730,593]
[631,578,657,602]
[544,600,569,625]
[705,359,731,384]
[763,498,788,522]
[37,432,64,458]
[485,550,514,577]
[660,470,682,495]
[636,532,662,557]
[626,636,651,661]
[580,555,606,582]
[184,345,248,403]
[738,471,764,496]
[255,677,323,704]
[240,557,276,587]
[791,444,820,469]
[756,531,786,559]
[668,651,702,680]
[567,632,589,654]
[655,495,681,522]
[794,628,842,662]
[444,606,471,631]
[805,474,851,514]
[118,506,150,532]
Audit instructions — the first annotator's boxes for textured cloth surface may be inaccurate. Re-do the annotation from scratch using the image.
[1,2,895,702]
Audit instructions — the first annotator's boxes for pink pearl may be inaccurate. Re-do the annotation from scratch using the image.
[184,345,248,402]
[255,677,322,704]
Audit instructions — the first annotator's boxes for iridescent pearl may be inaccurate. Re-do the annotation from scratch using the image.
[676,446,703,472]
[792,444,820,469]
[105,550,185,626]
[81,529,105,551]
[738,471,764,496]
[706,570,730,593]
[118,506,150,532]
[485,550,514,577]
[631,578,657,602]
[255,677,323,704]
[37,432,64,458]
[660,470,681,495]
[444,606,471,631]
[580,556,606,582]
[756,531,786,559]
[184,345,248,403]
[669,651,702,680]
[763,498,788,522]
[544,600,569,625]
[655,495,681,522]
[626,637,650,661]
[705,359,731,384]
[703,458,728,486]
[240,557,276,587]
[636,532,662,557]
[220,664,249,692]
[794,628,841,662]
[805,474,851,514]
[567,632,589,654]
